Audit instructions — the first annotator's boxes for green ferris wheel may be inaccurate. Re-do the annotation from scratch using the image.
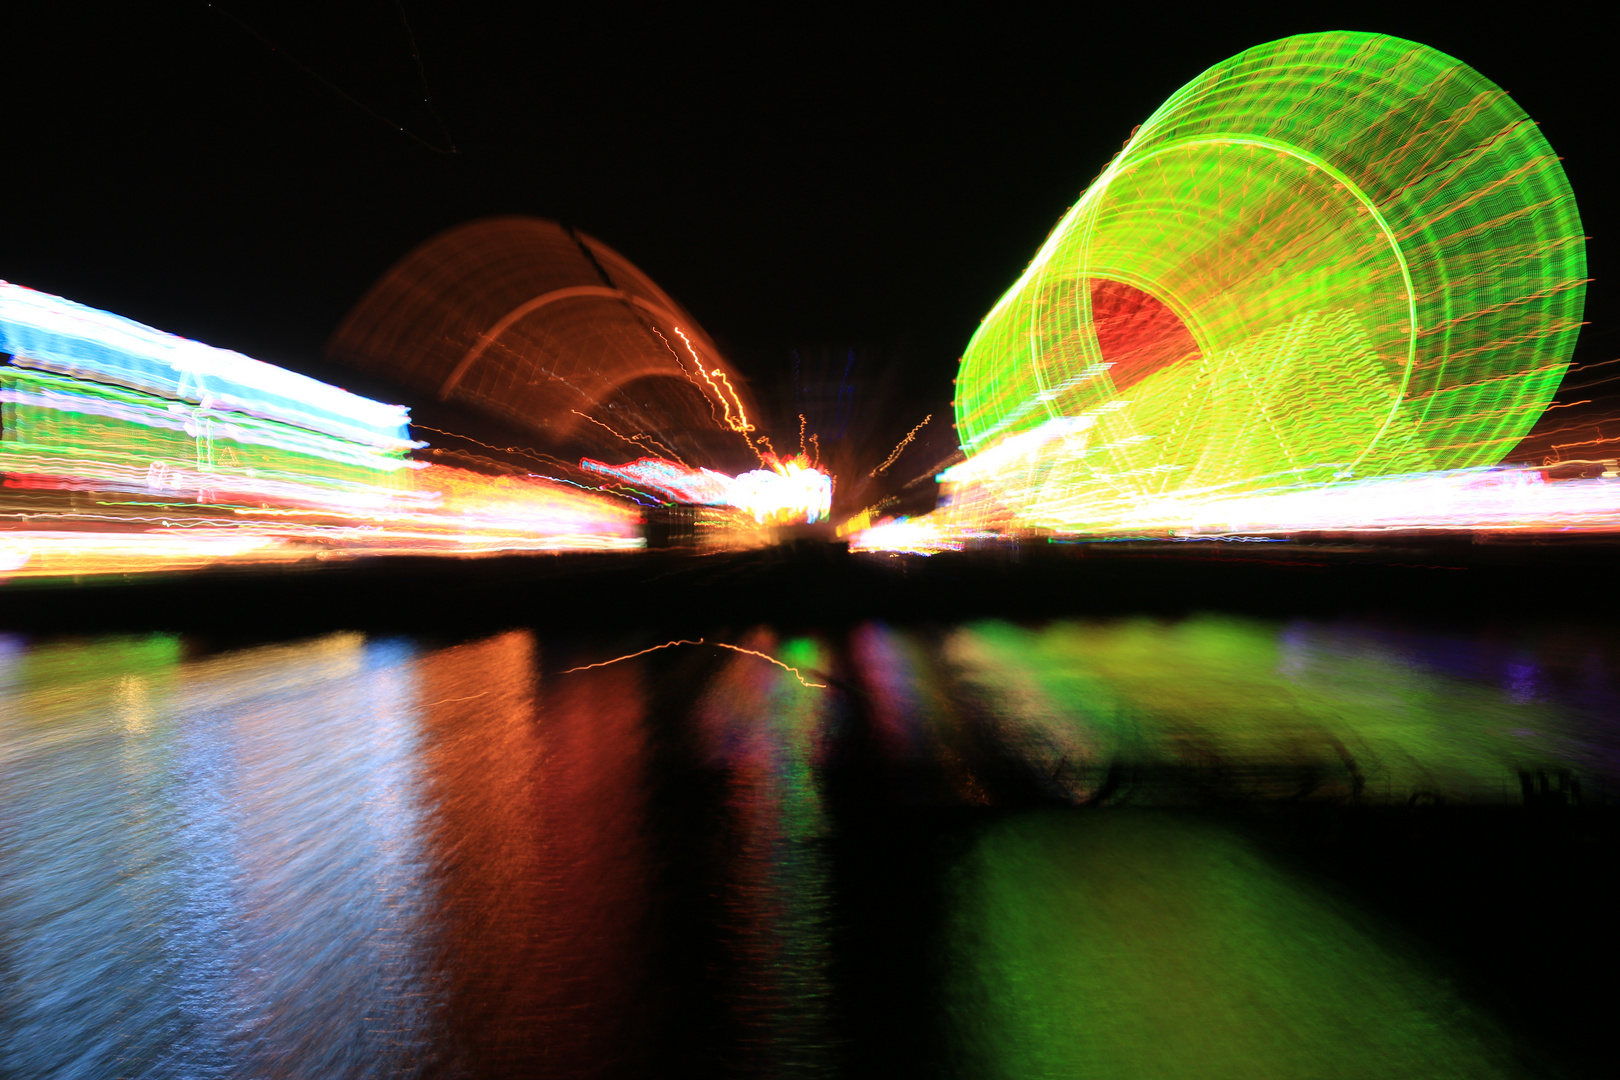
[951,32,1586,528]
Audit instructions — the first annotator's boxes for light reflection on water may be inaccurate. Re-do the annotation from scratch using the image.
[939,617,1601,804]
[0,633,436,1078]
[943,812,1520,1080]
[696,631,837,1076]
[1,615,1615,1077]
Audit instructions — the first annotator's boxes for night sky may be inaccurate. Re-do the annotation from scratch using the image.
[7,5,1615,463]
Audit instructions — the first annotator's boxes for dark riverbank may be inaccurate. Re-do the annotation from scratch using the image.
[6,533,1620,639]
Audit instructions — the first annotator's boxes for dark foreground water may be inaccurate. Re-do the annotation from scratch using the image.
[3,615,1618,1078]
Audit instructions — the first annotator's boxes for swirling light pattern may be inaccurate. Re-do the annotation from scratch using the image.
[2,281,640,578]
[897,32,1592,542]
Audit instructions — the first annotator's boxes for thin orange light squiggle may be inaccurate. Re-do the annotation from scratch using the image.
[709,642,828,688]
[561,639,706,673]
[674,327,753,433]
[559,637,827,688]
[872,414,932,476]
[569,409,689,466]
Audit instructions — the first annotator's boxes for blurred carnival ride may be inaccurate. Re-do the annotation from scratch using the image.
[2,219,836,579]
[327,216,833,549]
[328,218,766,477]
[852,32,1619,553]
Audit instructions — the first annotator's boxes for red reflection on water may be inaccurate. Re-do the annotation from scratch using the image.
[415,630,652,1074]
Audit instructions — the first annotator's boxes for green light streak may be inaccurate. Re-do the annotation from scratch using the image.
[1,368,409,508]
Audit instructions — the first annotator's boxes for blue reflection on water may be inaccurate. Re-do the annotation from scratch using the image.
[0,634,437,1079]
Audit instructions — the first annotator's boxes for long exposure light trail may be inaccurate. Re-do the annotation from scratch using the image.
[709,642,828,688]
[561,639,707,672]
[580,453,833,526]
[1,281,643,578]
[851,465,1620,551]
[851,31,1602,546]
[562,638,828,688]
[872,415,931,476]
[674,327,754,434]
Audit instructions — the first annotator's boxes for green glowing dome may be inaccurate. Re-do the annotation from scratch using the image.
[952,32,1586,521]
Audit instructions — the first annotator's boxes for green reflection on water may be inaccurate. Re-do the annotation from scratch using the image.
[944,617,1570,802]
[945,812,1521,1080]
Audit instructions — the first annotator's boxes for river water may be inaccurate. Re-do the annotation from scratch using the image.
[2,615,1616,1078]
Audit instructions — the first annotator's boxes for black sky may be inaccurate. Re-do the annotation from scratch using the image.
[6,4,1616,454]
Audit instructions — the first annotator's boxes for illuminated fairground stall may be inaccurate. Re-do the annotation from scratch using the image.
[855,32,1607,552]
[0,282,641,577]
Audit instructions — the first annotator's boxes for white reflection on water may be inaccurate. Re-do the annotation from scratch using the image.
[0,633,438,1079]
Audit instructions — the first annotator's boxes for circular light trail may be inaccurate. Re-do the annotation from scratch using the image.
[951,32,1587,529]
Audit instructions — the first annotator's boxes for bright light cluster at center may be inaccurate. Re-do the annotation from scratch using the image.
[581,454,832,525]
[728,458,832,525]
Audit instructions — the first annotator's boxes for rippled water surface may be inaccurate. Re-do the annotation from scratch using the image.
[3,616,1617,1077]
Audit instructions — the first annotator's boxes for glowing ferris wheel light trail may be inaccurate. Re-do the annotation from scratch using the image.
[854,31,1593,544]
